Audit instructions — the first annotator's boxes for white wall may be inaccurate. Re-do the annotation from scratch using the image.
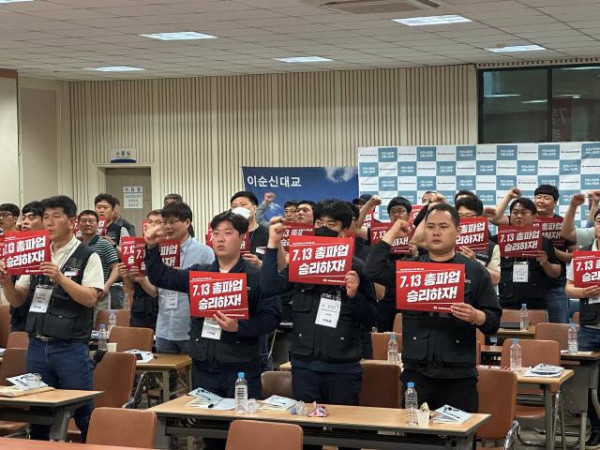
[0,71,19,204]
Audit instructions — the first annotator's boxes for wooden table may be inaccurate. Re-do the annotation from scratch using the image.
[0,437,136,449]
[0,390,103,441]
[279,359,397,371]
[136,353,192,403]
[493,325,536,341]
[149,395,490,450]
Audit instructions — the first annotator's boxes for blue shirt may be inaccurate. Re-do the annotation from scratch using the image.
[156,237,214,341]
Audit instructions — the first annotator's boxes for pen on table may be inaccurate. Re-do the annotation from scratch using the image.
[207,403,215,408]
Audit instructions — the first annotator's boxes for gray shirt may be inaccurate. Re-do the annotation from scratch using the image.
[155,237,215,341]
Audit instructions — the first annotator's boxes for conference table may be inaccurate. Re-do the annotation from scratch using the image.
[0,437,136,449]
[149,395,490,449]
[0,390,103,441]
[135,353,192,403]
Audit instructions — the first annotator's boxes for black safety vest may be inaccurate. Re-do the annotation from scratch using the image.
[25,243,95,343]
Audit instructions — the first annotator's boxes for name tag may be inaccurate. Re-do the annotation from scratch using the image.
[513,262,529,283]
[64,270,79,278]
[201,318,222,340]
[315,293,341,328]
[255,246,266,255]
[164,291,178,310]
[590,296,600,305]
[30,286,53,314]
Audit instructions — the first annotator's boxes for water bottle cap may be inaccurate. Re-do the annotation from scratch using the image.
[99,324,105,330]
[407,382,415,388]
[390,333,396,340]
[521,304,526,308]
[238,372,245,378]
[513,338,518,344]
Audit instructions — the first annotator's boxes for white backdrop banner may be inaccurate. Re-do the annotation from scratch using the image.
[358,142,600,226]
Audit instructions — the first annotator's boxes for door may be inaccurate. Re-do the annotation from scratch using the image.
[104,168,152,234]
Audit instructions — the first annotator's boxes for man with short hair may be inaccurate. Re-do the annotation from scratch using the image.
[78,210,120,320]
[8,201,44,330]
[365,203,501,412]
[120,210,161,330]
[163,193,195,238]
[145,211,280,449]
[156,202,214,355]
[230,191,269,261]
[283,201,299,222]
[0,195,103,441]
[0,203,20,235]
[112,197,136,236]
[94,193,129,251]
[262,199,377,416]
[296,200,316,224]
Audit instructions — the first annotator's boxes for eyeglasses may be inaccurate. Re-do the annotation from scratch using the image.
[78,219,97,225]
[165,219,182,226]
[0,212,14,218]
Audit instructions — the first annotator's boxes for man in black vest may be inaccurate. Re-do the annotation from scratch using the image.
[566,199,600,448]
[94,193,129,254]
[365,203,501,412]
[261,200,377,414]
[144,211,280,396]
[0,196,104,441]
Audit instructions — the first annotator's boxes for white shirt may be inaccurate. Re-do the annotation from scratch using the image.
[17,235,104,292]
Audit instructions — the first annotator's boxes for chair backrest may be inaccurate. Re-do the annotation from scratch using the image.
[95,309,131,330]
[93,352,136,408]
[535,322,570,350]
[392,313,402,333]
[225,419,303,450]
[108,326,153,351]
[573,312,580,324]
[0,305,10,348]
[501,308,548,325]
[87,407,157,448]
[477,367,517,440]
[0,348,27,386]
[6,331,29,349]
[359,361,402,408]
[371,333,402,361]
[500,338,560,367]
[260,371,292,399]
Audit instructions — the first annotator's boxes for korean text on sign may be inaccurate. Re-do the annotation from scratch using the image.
[245,175,301,188]
[288,236,354,285]
[456,218,489,252]
[159,240,181,268]
[282,222,314,252]
[395,261,465,313]
[370,221,413,254]
[121,237,147,276]
[1,230,51,275]
[188,272,248,319]
[497,225,542,258]
[572,251,600,287]
[534,216,566,248]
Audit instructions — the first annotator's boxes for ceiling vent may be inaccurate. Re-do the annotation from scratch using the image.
[303,0,442,14]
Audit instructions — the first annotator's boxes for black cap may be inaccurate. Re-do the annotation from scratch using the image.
[352,194,372,205]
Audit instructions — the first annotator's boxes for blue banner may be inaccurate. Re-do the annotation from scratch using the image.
[242,167,359,219]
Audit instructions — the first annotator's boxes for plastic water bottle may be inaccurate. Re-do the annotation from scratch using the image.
[235,372,248,414]
[122,293,130,311]
[519,304,529,331]
[510,338,522,370]
[107,312,117,337]
[568,322,578,354]
[405,382,418,426]
[387,333,399,364]
[98,324,108,352]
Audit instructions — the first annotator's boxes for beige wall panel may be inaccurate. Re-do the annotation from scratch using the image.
[69,65,478,235]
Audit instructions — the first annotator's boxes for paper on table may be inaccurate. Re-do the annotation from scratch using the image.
[261,395,296,410]
[561,350,594,355]
[523,363,564,378]
[186,397,235,410]
[125,349,154,364]
[188,387,222,405]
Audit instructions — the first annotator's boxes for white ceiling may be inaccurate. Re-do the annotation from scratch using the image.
[1,0,600,80]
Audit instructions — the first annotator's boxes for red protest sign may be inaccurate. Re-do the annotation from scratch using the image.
[121,237,147,276]
[240,234,251,255]
[497,225,542,258]
[409,205,423,224]
[572,251,600,288]
[2,230,51,275]
[288,235,354,285]
[370,221,413,254]
[159,240,180,268]
[282,222,314,252]
[96,219,108,236]
[534,216,566,249]
[189,271,248,319]
[456,218,489,252]
[364,211,375,227]
[395,261,465,313]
